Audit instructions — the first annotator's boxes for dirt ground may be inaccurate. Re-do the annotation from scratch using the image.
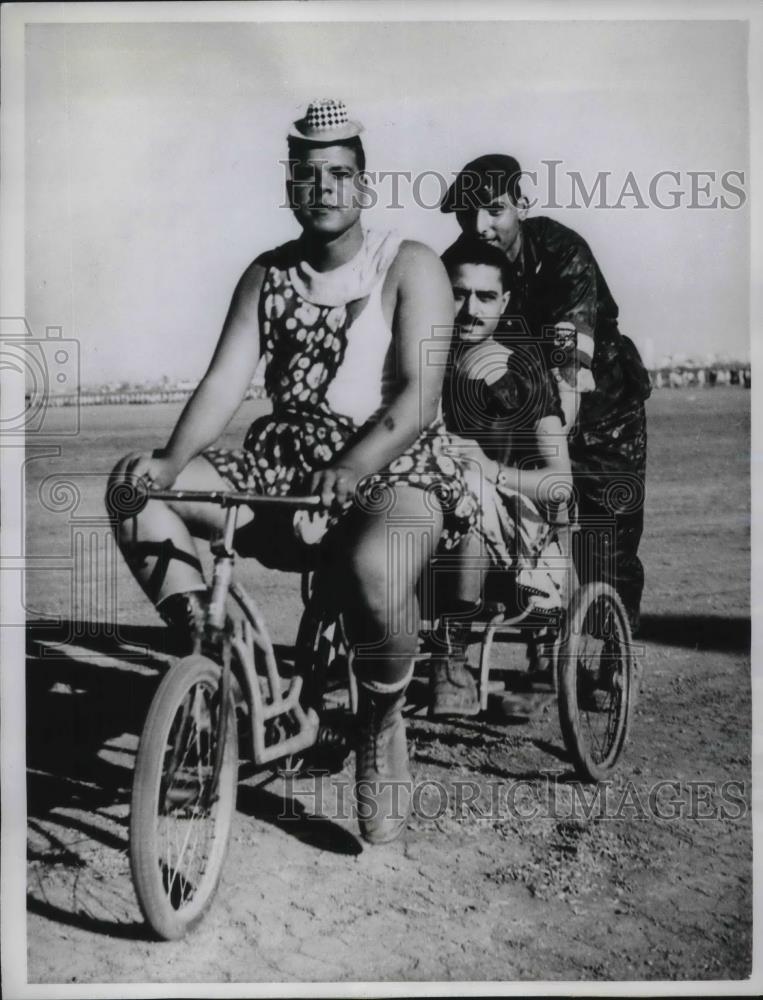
[22,387,751,985]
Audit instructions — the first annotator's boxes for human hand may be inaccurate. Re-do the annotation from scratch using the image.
[443,435,481,462]
[109,450,182,492]
[443,437,500,482]
[309,464,363,511]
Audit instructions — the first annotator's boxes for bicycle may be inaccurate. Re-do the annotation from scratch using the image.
[118,483,354,940]
[116,481,635,940]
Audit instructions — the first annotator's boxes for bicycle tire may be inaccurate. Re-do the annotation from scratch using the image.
[130,654,239,940]
[556,582,634,781]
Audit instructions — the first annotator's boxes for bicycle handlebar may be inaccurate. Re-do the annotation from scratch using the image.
[146,487,322,508]
[106,477,322,519]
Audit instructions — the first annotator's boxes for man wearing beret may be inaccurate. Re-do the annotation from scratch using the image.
[441,154,651,640]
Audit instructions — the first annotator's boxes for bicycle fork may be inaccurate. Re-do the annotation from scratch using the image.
[207,505,319,774]
[199,509,237,808]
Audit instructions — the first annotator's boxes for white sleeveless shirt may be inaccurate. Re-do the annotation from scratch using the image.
[287,228,401,426]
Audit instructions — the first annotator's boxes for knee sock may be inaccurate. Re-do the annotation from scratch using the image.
[358,658,416,696]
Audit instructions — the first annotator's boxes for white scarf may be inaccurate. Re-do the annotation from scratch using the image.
[288,228,402,307]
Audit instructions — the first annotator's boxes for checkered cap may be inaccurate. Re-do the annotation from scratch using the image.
[289,98,364,141]
[306,98,349,131]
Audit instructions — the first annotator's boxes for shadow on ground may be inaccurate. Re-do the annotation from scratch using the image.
[26,619,165,818]
[236,784,363,856]
[26,618,361,940]
[639,613,750,653]
[26,619,167,939]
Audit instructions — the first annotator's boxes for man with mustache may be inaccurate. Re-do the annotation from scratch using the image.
[429,238,572,717]
[441,154,650,650]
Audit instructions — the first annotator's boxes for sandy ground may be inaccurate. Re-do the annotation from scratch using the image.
[22,387,751,985]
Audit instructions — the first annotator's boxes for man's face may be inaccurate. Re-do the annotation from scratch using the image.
[288,144,363,238]
[450,263,510,344]
[457,191,526,257]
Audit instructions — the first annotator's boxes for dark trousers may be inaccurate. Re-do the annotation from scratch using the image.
[569,400,647,626]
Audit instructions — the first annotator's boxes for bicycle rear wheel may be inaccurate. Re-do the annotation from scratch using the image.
[130,654,239,940]
[556,582,634,781]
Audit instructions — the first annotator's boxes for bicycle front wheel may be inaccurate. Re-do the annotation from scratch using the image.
[130,654,239,940]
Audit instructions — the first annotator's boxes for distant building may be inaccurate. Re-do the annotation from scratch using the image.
[649,358,750,389]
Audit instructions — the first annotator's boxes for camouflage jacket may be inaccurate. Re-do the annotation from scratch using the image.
[485,217,652,427]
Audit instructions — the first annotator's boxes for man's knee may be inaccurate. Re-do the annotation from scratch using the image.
[347,533,426,625]
[347,540,396,618]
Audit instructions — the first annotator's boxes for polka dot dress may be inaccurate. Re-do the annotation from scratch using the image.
[204,259,482,552]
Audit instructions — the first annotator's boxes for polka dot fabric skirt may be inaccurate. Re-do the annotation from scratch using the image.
[203,411,482,559]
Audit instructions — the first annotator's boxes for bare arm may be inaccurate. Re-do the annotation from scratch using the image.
[111,260,265,489]
[491,414,572,508]
[160,262,265,475]
[312,241,453,506]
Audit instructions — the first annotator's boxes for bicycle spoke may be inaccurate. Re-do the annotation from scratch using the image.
[557,584,633,783]
[575,595,627,766]
[150,681,226,913]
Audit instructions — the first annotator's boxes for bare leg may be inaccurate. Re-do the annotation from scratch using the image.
[106,455,254,605]
[446,460,494,611]
[428,529,488,721]
[337,486,443,691]
[449,530,489,607]
[330,486,443,845]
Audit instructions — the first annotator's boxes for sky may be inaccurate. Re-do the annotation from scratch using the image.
[24,16,750,385]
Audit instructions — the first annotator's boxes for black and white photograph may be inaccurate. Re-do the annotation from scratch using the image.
[1,0,759,994]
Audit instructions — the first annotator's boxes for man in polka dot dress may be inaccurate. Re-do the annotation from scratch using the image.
[107,100,475,845]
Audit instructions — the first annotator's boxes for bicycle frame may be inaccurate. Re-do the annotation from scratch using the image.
[474,515,579,711]
[144,487,323,768]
